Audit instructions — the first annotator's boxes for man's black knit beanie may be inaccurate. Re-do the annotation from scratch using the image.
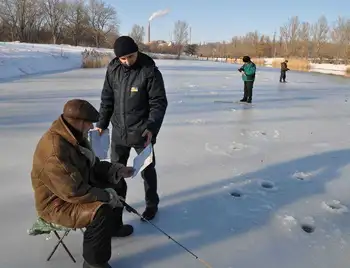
[113,36,138,57]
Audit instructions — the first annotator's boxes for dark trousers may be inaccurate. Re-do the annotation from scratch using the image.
[280,71,286,82]
[82,179,127,265]
[243,81,254,100]
[111,143,159,208]
[83,205,114,265]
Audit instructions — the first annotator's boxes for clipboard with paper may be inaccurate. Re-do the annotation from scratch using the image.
[132,144,153,178]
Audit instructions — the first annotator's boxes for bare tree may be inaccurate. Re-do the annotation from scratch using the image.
[272,31,277,57]
[173,20,189,57]
[279,16,299,56]
[41,0,68,44]
[262,35,272,57]
[346,21,350,63]
[289,16,300,55]
[250,31,260,56]
[87,0,118,47]
[215,41,227,58]
[66,0,88,46]
[0,0,41,41]
[0,0,19,40]
[279,25,289,56]
[0,17,4,37]
[331,16,350,62]
[129,24,144,45]
[104,24,118,47]
[298,22,311,58]
[311,15,329,60]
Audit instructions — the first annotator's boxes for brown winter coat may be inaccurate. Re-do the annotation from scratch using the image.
[281,62,289,71]
[31,115,121,229]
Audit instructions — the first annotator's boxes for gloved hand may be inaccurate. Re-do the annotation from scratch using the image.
[107,163,135,184]
[105,188,124,208]
[107,163,122,184]
[117,166,135,178]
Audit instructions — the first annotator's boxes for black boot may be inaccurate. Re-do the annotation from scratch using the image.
[83,260,112,268]
[246,98,252,103]
[112,207,134,237]
[112,224,134,237]
[240,98,247,102]
[141,206,158,221]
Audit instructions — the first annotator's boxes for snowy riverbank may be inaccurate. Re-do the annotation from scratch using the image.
[0,41,348,80]
[198,56,349,77]
[0,42,193,80]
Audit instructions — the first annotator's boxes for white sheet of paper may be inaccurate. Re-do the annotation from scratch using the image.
[132,144,153,178]
[88,128,110,160]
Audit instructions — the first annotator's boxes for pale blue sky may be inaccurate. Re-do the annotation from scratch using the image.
[110,0,350,43]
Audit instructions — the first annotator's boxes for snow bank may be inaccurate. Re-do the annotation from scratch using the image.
[0,42,112,80]
[0,42,196,80]
[310,63,348,76]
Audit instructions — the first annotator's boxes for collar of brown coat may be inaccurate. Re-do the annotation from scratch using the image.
[50,115,80,147]
[50,115,96,166]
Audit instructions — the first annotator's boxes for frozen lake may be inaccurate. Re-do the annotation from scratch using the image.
[1,60,350,268]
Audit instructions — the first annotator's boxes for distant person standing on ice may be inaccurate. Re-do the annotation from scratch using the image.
[280,60,289,83]
[238,56,256,103]
[96,36,168,221]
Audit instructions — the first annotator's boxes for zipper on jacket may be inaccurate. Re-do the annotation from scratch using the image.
[119,71,129,140]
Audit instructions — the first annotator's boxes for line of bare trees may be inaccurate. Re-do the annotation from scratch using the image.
[0,0,119,47]
[198,15,350,64]
[1,4,349,64]
[129,15,350,63]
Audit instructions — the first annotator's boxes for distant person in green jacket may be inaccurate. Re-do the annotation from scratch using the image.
[238,56,256,103]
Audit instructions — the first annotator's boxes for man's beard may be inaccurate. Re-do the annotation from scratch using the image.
[122,62,132,68]
[83,130,89,139]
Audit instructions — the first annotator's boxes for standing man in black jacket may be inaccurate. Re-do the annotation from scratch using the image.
[96,36,168,221]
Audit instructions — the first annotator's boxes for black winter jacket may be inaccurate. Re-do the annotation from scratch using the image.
[97,52,168,147]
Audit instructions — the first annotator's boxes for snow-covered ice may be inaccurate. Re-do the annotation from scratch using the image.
[1,57,350,268]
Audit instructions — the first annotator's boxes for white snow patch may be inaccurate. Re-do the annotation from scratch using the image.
[279,215,298,231]
[291,170,323,181]
[322,200,348,214]
[240,129,280,140]
[228,141,250,151]
[185,118,206,124]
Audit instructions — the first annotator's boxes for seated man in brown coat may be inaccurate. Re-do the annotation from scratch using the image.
[31,99,135,268]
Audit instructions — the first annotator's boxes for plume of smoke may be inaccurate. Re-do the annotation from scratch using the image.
[149,9,170,21]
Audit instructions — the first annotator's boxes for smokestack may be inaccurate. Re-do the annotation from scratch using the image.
[147,9,169,44]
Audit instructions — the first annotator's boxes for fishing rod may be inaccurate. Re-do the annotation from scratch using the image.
[121,200,213,268]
